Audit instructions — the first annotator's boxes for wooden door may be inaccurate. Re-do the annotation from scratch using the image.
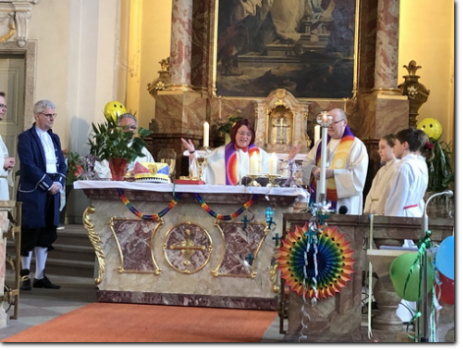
[0,54,26,200]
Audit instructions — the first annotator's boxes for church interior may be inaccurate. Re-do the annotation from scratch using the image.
[0,0,454,341]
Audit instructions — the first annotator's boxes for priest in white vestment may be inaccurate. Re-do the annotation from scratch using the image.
[302,108,368,215]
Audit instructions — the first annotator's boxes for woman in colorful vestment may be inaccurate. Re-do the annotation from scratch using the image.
[181,119,300,185]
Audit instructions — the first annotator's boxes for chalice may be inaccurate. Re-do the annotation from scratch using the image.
[196,156,207,180]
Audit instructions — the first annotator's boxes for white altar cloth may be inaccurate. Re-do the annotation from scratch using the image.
[74,180,307,198]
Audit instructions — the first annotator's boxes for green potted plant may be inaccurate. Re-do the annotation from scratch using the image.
[426,139,454,193]
[217,110,243,144]
[88,118,153,180]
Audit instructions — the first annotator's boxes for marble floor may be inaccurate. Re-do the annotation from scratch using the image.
[0,273,285,342]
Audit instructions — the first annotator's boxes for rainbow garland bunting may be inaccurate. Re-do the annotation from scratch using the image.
[194,193,258,220]
[117,188,257,222]
[117,188,182,221]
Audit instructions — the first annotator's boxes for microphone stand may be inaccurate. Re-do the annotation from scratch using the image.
[420,190,453,342]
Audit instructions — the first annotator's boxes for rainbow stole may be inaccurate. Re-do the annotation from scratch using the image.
[310,126,355,203]
[224,142,260,185]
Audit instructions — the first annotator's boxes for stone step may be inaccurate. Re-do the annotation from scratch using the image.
[41,257,95,278]
[5,224,95,279]
[49,243,96,262]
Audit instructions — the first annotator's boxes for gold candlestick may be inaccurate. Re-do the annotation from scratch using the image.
[247,174,261,187]
[267,174,280,187]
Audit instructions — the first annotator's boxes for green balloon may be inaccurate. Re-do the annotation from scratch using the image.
[389,252,434,302]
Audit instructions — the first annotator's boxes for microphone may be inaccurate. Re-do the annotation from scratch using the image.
[338,206,348,215]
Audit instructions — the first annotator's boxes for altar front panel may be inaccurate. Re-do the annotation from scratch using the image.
[76,181,306,310]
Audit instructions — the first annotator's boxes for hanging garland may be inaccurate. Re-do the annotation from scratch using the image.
[117,188,182,221]
[277,222,355,299]
[194,193,258,220]
[117,188,258,222]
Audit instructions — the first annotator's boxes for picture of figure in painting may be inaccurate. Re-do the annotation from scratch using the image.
[216,0,356,99]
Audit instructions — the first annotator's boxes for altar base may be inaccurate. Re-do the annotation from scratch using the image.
[76,181,306,311]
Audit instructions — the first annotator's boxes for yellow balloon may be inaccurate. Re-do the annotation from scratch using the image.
[104,101,127,123]
[418,118,443,140]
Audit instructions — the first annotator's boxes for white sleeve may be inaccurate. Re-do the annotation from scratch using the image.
[301,141,320,185]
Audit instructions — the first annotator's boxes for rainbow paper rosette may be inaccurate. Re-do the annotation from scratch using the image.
[277,223,355,299]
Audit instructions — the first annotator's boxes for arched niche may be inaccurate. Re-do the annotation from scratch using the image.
[254,89,309,154]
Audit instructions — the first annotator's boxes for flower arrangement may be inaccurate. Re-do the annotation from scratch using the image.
[62,150,85,186]
[88,118,152,162]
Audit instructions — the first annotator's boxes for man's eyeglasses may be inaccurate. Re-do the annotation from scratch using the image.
[0,104,7,109]
[123,125,137,130]
[39,113,57,119]
[237,131,252,137]
[331,119,346,125]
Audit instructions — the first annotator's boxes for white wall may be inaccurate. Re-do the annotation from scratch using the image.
[27,0,122,222]
[29,0,121,155]
[398,0,454,144]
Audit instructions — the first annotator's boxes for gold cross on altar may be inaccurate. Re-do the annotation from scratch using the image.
[273,117,289,144]
[169,229,205,266]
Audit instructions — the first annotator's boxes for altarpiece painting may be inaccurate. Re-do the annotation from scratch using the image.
[216,0,356,98]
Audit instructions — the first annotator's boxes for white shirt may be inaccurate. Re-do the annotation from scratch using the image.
[35,126,57,174]
[0,135,11,200]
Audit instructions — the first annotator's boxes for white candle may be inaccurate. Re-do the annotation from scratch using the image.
[314,125,320,146]
[250,153,259,175]
[269,152,278,175]
[318,126,328,203]
[203,122,209,147]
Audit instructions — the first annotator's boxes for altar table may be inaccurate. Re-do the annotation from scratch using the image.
[74,181,307,310]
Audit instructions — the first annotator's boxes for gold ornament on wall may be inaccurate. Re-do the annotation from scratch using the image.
[398,60,430,127]
[147,57,170,98]
[0,16,15,43]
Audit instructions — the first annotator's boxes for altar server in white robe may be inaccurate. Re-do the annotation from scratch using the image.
[181,119,300,185]
[302,108,368,215]
[364,134,398,215]
[383,128,433,323]
[384,128,431,217]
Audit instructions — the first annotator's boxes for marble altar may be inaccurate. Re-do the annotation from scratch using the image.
[74,180,307,310]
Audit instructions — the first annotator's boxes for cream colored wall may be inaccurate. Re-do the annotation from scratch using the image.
[125,0,172,131]
[398,0,454,143]
[28,0,121,154]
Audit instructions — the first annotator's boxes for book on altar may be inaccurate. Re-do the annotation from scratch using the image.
[174,178,205,185]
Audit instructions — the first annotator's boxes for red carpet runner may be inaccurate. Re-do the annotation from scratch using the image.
[2,303,277,342]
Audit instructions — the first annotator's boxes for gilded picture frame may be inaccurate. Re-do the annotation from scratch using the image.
[215,0,358,99]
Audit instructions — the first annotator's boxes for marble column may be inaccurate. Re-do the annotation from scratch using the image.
[368,0,408,138]
[374,0,401,93]
[154,0,206,177]
[357,0,408,198]
[168,0,193,91]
